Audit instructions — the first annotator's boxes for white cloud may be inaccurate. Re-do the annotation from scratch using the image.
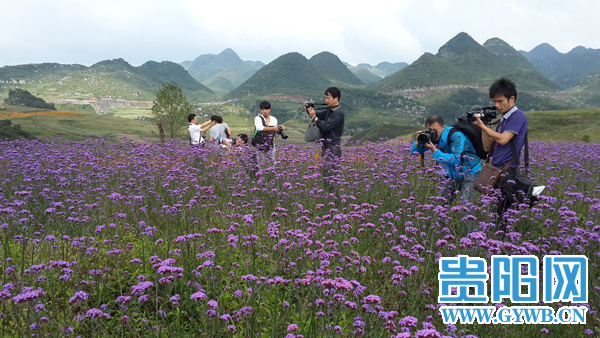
[0,0,598,67]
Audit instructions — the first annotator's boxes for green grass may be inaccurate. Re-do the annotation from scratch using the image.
[104,107,153,119]
[12,114,159,142]
[54,103,97,114]
[526,108,600,142]
[6,104,600,144]
[0,104,54,113]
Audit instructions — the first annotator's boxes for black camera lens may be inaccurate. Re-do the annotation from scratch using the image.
[417,128,436,145]
[417,133,431,144]
[279,131,289,140]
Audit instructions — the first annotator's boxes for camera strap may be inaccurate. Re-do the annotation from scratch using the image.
[508,130,529,173]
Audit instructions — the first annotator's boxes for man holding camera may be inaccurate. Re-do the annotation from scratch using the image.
[306,87,345,190]
[411,115,482,206]
[472,78,529,218]
[253,101,286,168]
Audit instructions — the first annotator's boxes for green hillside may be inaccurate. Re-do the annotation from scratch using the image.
[371,33,558,92]
[0,59,214,102]
[521,44,600,90]
[352,68,382,85]
[565,70,600,106]
[483,38,539,71]
[204,76,237,94]
[349,62,408,78]
[308,52,365,87]
[183,48,264,92]
[226,52,331,98]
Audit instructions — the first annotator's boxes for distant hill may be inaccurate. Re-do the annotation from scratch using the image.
[352,68,383,85]
[520,43,600,90]
[0,59,214,102]
[483,38,539,71]
[565,70,600,107]
[226,52,337,99]
[348,123,417,143]
[371,32,558,92]
[181,49,265,92]
[308,52,364,86]
[344,61,408,84]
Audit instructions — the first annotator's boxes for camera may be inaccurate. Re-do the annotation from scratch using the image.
[277,126,288,140]
[303,100,327,111]
[417,128,437,145]
[466,106,498,123]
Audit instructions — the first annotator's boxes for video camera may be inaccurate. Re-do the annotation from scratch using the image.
[466,106,498,124]
[417,128,437,145]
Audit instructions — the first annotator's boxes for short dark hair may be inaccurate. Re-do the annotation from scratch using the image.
[425,115,445,127]
[259,101,271,109]
[489,77,517,101]
[210,115,223,124]
[187,114,196,123]
[325,87,341,100]
[237,133,248,144]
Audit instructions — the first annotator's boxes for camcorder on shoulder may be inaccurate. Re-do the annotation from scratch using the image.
[417,128,437,145]
[466,106,498,124]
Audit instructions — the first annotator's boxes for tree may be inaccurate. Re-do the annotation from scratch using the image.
[151,83,192,140]
[5,88,56,110]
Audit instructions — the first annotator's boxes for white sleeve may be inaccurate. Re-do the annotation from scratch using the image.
[270,116,278,126]
[255,116,265,131]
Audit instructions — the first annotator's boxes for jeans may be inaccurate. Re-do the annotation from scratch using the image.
[439,171,481,234]
[256,145,276,170]
[439,171,480,205]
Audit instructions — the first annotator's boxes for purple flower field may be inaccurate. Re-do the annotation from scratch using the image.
[0,138,598,337]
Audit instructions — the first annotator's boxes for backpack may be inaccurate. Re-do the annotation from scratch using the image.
[251,116,275,151]
[446,116,488,160]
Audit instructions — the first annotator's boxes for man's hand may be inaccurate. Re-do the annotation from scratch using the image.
[472,115,484,128]
[307,107,316,119]
[279,125,286,131]
[424,140,436,153]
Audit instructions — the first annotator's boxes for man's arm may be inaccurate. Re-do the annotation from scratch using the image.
[473,116,515,146]
[315,112,343,133]
[430,132,464,167]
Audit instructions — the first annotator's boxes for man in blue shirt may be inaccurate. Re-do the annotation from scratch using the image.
[472,78,528,218]
[411,115,482,206]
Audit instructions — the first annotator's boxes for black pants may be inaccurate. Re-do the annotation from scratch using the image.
[495,168,519,218]
[321,144,342,187]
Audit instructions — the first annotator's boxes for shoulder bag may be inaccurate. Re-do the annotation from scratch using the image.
[304,117,322,142]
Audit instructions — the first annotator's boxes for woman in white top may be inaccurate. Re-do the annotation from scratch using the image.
[209,115,231,146]
[253,101,285,167]
[187,113,211,145]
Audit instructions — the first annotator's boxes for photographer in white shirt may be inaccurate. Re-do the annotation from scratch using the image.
[253,101,285,168]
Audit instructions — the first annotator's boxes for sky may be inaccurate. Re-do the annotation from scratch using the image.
[1,0,599,68]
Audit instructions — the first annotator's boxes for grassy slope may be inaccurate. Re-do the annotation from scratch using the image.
[4,104,600,144]
[526,108,600,142]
